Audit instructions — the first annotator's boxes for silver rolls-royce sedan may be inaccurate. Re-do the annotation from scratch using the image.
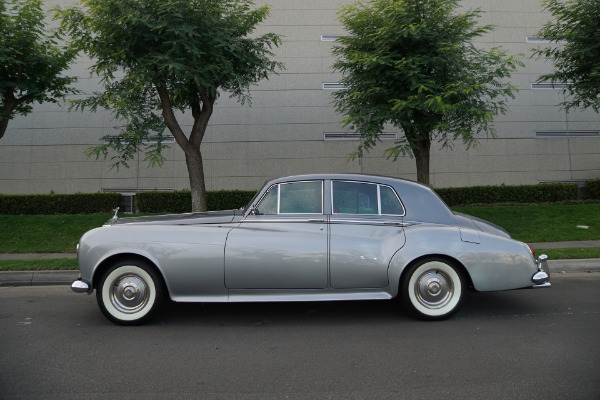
[71,174,550,325]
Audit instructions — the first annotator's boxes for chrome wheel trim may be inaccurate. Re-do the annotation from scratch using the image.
[408,261,462,317]
[110,273,149,314]
[414,270,453,309]
[101,265,157,322]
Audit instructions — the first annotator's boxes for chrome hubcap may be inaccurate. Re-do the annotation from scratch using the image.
[414,270,453,309]
[110,274,149,314]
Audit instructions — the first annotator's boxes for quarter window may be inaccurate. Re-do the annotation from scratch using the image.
[380,185,405,215]
[332,181,404,216]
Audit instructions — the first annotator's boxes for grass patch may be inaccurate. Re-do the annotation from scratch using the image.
[0,214,113,253]
[535,247,600,260]
[0,258,78,271]
[453,204,600,243]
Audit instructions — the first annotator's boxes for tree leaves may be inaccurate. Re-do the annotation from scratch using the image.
[534,0,600,112]
[0,0,77,138]
[57,0,282,211]
[332,0,522,184]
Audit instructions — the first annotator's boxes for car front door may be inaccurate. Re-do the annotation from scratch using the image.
[224,180,328,289]
[329,180,406,289]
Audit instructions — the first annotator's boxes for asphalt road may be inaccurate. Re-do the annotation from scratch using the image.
[1,272,599,400]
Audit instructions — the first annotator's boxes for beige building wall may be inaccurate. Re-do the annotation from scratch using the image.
[0,0,598,195]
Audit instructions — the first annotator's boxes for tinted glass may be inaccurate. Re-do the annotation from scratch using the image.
[380,185,404,215]
[279,181,323,214]
[332,181,378,214]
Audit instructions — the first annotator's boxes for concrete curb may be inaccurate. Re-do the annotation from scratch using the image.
[0,259,598,287]
[0,270,79,287]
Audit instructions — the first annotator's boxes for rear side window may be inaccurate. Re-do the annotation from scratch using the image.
[332,181,404,216]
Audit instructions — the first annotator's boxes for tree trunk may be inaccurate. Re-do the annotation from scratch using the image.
[412,139,431,186]
[0,118,8,140]
[185,147,207,212]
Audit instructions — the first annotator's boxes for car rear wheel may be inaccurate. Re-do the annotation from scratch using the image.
[96,259,164,325]
[400,257,465,320]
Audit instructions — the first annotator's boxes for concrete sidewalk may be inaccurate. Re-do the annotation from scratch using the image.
[0,253,76,260]
[529,240,600,249]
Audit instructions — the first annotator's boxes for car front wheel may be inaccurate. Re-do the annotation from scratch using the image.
[96,259,164,325]
[400,257,465,320]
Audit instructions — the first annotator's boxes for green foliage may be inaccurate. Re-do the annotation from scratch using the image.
[587,179,600,199]
[332,0,523,185]
[453,204,600,242]
[136,190,257,214]
[57,0,283,211]
[436,183,578,206]
[0,0,77,138]
[0,193,120,214]
[534,0,600,112]
[0,213,113,252]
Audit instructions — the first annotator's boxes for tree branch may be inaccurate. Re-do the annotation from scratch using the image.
[188,85,215,149]
[156,85,193,153]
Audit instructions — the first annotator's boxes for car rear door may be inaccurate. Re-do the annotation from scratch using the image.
[328,180,406,289]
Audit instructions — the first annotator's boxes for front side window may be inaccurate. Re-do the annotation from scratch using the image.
[256,181,323,214]
[332,181,405,216]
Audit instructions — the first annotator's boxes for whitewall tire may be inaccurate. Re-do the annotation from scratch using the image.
[96,260,164,325]
[400,257,465,320]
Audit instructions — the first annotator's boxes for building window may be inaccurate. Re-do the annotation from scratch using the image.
[102,135,175,145]
[322,82,347,90]
[530,82,573,90]
[321,34,342,41]
[535,131,599,138]
[526,36,566,44]
[324,133,397,140]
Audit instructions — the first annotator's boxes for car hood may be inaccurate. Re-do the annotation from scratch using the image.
[453,212,511,238]
[106,210,240,226]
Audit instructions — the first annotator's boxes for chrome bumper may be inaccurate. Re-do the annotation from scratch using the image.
[532,254,551,288]
[71,279,91,294]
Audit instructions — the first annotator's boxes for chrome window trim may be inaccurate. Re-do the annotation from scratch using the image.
[330,180,406,217]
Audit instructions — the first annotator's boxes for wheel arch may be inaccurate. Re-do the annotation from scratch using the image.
[398,254,474,296]
[92,253,169,295]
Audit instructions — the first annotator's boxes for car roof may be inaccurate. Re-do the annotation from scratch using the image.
[267,173,424,189]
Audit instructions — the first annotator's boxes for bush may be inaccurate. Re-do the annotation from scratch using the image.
[136,190,257,214]
[587,179,600,199]
[435,183,579,207]
[0,193,121,215]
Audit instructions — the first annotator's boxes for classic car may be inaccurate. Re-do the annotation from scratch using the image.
[72,173,550,325]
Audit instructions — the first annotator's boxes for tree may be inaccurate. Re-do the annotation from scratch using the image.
[331,0,523,186]
[58,0,282,212]
[0,0,77,139]
[534,0,600,112]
